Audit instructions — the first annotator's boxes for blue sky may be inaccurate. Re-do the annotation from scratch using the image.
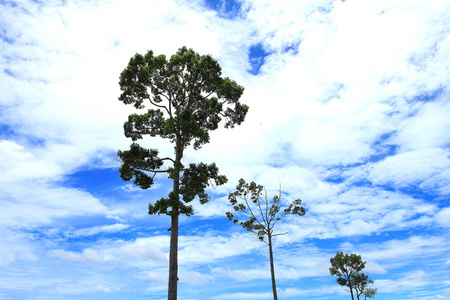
[1,0,450,299]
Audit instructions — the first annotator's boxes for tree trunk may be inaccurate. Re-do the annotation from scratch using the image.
[168,214,179,300]
[349,287,355,300]
[168,139,182,300]
[268,234,278,300]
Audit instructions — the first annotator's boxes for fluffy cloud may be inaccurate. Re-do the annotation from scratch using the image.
[69,224,130,237]
[1,0,449,299]
[375,270,431,293]
[49,249,104,264]
[436,207,450,228]
[369,148,450,192]
[115,237,168,262]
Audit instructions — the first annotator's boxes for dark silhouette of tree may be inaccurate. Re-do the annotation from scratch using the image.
[226,179,305,300]
[329,251,377,300]
[117,46,248,300]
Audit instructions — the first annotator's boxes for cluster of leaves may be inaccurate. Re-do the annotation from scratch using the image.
[118,47,247,149]
[226,179,305,243]
[330,251,377,300]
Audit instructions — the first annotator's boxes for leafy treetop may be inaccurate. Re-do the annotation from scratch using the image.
[330,251,377,300]
[226,179,306,243]
[117,47,248,217]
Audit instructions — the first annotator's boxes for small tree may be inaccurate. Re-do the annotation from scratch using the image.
[226,179,306,300]
[363,287,378,299]
[329,251,377,300]
[117,47,248,300]
[353,272,375,300]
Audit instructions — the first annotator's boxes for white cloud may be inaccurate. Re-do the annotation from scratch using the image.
[365,261,387,274]
[369,148,450,191]
[360,235,450,269]
[140,269,168,284]
[436,208,450,228]
[299,187,437,240]
[1,0,450,299]
[393,98,450,151]
[375,270,430,293]
[49,248,104,264]
[69,223,129,237]
[178,269,210,285]
[213,291,273,300]
[115,237,167,262]
[279,285,347,298]
[0,229,38,266]
[211,267,251,282]
[178,233,262,265]
[0,181,109,228]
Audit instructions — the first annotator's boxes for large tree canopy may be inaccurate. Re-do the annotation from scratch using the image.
[117,46,248,216]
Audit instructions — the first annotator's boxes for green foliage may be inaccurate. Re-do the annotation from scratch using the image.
[180,162,227,204]
[118,46,247,150]
[117,143,164,189]
[329,252,377,300]
[227,178,306,243]
[330,251,366,282]
[363,287,378,299]
[117,47,248,217]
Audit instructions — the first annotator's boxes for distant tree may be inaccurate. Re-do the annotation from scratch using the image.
[226,179,306,300]
[329,251,377,300]
[363,287,378,299]
[117,46,248,300]
[353,272,375,300]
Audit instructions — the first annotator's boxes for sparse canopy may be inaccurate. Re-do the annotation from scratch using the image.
[227,179,305,243]
[363,287,378,299]
[117,46,248,300]
[226,179,305,300]
[329,251,377,300]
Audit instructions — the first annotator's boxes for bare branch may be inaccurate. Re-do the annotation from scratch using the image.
[201,91,214,101]
[160,157,176,163]
[241,194,267,230]
[256,190,267,227]
[272,232,288,237]
[271,210,289,228]
[149,94,171,115]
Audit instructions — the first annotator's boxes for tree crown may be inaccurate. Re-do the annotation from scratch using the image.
[226,179,305,243]
[118,46,247,149]
[329,251,376,300]
[117,47,248,216]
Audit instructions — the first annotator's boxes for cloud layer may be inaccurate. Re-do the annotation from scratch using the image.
[1,0,449,299]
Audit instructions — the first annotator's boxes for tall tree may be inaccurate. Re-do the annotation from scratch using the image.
[329,251,377,300]
[117,47,248,300]
[226,179,306,300]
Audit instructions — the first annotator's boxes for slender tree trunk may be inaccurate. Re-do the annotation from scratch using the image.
[168,140,182,300]
[349,287,355,300]
[268,234,278,300]
[168,214,179,300]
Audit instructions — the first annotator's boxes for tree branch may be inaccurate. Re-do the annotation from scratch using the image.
[272,232,288,237]
[241,194,267,231]
[271,210,289,228]
[256,191,267,227]
[149,94,171,116]
[160,157,176,163]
